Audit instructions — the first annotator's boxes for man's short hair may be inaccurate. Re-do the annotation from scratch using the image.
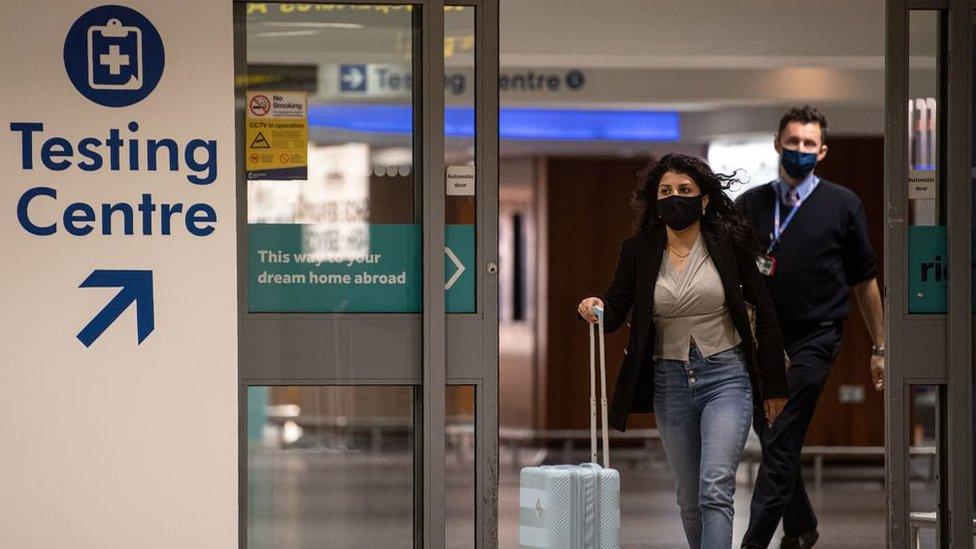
[777,105,828,144]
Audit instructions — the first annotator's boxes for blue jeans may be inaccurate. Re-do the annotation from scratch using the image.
[654,344,753,549]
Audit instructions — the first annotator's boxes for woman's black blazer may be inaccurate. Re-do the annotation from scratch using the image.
[601,224,788,432]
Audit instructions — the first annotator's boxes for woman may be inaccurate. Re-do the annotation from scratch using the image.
[577,154,788,549]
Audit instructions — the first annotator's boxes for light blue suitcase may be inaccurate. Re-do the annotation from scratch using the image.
[519,308,621,548]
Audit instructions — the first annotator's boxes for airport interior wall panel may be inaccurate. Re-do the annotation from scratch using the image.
[806,136,885,448]
[544,157,653,431]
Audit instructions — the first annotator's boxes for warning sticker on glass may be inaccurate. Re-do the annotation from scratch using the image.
[246,91,308,180]
[446,165,475,196]
[908,169,937,199]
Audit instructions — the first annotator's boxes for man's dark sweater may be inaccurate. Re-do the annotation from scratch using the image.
[736,179,877,330]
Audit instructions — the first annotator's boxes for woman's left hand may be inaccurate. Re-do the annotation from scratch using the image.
[763,398,788,427]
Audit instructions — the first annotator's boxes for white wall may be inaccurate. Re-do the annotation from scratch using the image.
[0,2,238,547]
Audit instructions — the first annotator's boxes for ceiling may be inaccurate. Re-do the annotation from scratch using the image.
[246,1,938,152]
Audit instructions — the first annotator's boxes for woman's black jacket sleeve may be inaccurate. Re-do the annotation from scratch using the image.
[600,237,637,334]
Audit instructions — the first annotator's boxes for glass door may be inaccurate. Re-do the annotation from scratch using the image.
[234,1,498,547]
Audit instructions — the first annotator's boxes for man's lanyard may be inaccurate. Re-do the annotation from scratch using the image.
[768,188,804,255]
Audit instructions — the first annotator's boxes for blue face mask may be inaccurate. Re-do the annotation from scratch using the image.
[781,149,818,180]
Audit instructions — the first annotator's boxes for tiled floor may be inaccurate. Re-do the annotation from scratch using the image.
[498,460,889,548]
[247,444,931,548]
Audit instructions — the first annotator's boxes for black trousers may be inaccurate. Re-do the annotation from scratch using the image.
[742,322,844,548]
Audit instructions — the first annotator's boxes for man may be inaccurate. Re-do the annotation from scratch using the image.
[736,105,885,548]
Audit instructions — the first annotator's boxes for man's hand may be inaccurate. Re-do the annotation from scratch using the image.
[871,355,884,391]
[853,278,885,392]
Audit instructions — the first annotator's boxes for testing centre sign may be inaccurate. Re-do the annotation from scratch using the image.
[0,2,238,547]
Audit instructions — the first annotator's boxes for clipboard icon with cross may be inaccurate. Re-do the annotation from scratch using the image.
[87,18,143,91]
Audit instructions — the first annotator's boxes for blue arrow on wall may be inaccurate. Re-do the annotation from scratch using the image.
[76,270,155,347]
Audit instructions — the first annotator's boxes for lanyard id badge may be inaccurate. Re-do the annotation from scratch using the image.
[760,187,805,276]
[756,255,777,277]
[769,196,802,251]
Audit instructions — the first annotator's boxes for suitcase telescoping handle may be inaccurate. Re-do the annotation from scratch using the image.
[589,306,610,468]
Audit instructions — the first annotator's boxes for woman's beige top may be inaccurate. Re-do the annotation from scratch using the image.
[653,234,741,361]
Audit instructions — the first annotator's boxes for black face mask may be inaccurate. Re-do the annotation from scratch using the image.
[656,195,703,231]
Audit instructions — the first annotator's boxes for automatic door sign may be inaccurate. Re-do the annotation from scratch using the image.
[246,91,308,181]
[63,5,165,107]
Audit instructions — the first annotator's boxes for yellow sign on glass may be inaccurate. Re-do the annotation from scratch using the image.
[245,91,308,180]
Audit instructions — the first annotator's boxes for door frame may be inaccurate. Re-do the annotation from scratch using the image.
[884,1,973,546]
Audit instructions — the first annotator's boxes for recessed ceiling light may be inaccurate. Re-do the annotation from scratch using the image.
[253,30,320,38]
[260,21,364,30]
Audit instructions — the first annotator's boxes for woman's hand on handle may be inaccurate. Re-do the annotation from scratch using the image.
[577,297,604,324]
[764,398,788,427]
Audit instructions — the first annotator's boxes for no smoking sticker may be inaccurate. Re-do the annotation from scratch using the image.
[245,91,308,180]
[248,94,270,117]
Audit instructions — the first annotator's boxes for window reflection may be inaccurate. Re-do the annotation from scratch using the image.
[247,386,415,549]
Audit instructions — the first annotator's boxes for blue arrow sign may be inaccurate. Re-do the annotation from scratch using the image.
[340,64,367,92]
[77,270,155,347]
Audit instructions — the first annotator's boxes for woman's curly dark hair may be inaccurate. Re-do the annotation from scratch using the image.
[635,153,760,254]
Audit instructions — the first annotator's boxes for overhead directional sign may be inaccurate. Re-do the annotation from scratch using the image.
[339,64,367,92]
[76,269,155,347]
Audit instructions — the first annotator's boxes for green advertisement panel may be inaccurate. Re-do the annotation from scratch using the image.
[248,223,475,313]
[445,224,476,313]
[906,226,976,314]
[908,226,947,313]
